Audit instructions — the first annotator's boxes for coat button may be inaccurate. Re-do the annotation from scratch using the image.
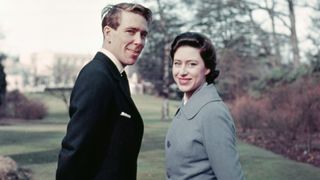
[167,141,171,148]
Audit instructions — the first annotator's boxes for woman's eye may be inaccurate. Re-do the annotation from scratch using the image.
[188,63,197,67]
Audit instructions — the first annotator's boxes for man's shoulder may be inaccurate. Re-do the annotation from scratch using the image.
[76,60,113,85]
[81,55,110,74]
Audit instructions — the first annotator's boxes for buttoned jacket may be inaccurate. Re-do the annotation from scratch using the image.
[56,52,143,180]
[165,83,245,180]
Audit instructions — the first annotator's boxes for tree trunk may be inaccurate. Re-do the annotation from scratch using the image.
[157,0,171,121]
[268,0,281,66]
[161,42,171,121]
[287,0,300,68]
[307,126,312,153]
[46,88,70,110]
[161,98,170,121]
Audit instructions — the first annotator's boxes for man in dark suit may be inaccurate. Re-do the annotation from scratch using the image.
[56,3,152,180]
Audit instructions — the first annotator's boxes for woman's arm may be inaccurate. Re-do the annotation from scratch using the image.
[201,101,245,180]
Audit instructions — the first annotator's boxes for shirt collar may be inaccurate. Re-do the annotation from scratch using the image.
[99,48,124,74]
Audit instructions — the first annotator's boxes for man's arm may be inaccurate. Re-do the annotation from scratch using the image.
[56,66,113,179]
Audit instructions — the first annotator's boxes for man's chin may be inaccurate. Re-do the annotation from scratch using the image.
[129,57,139,64]
[125,60,137,66]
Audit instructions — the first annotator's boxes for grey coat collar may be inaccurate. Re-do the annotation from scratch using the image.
[180,83,222,120]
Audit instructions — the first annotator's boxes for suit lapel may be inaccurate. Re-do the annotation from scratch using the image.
[93,52,133,103]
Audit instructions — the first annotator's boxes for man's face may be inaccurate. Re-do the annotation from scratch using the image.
[105,11,149,66]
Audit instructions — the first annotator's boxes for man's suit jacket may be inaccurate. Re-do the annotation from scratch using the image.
[56,52,144,180]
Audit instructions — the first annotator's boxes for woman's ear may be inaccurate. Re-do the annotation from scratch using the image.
[205,68,211,75]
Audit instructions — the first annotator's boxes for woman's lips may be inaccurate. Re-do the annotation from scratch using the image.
[178,77,191,85]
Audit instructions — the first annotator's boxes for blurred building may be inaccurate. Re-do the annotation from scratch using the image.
[3,56,24,92]
[4,51,146,95]
[4,51,91,92]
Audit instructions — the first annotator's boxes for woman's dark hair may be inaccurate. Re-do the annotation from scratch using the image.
[170,32,219,84]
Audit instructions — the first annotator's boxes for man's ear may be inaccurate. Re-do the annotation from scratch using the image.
[103,26,111,38]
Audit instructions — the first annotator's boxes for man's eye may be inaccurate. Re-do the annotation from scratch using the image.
[127,30,135,35]
[141,32,148,39]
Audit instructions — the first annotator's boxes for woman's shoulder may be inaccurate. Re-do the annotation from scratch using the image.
[181,84,224,119]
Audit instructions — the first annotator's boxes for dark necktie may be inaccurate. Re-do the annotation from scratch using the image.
[121,71,131,96]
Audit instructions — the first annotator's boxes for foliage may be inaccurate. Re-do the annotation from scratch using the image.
[0,90,47,120]
[177,0,295,101]
[184,0,287,61]
[307,0,320,74]
[230,95,267,131]
[232,74,320,167]
[217,48,263,101]
[232,75,320,153]
[135,0,318,100]
[307,52,320,74]
[137,0,183,95]
[252,64,309,93]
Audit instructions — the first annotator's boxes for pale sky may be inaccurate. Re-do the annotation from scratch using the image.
[0,0,139,55]
[0,0,314,56]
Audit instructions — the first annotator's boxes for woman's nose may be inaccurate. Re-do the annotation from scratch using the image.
[180,66,187,75]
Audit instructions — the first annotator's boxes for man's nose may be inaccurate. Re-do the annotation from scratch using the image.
[133,33,144,45]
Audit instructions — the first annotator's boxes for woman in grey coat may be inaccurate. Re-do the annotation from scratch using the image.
[165,32,245,180]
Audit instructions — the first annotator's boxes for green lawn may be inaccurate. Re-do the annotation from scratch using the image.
[0,93,320,180]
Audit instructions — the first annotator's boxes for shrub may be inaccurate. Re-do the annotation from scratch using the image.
[0,90,47,120]
[233,75,320,152]
[266,77,320,141]
[265,84,302,138]
[0,156,17,178]
[230,95,269,132]
[14,100,47,120]
[0,156,32,180]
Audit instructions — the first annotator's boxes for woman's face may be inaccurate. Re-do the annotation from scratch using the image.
[172,46,210,99]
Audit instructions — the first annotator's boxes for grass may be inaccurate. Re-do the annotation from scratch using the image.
[0,93,320,180]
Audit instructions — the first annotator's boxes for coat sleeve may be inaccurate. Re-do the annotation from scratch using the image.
[56,65,114,180]
[200,102,245,180]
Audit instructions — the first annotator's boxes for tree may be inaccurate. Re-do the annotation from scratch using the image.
[182,0,270,99]
[46,56,80,109]
[217,48,261,100]
[307,0,320,74]
[245,0,283,67]
[138,0,183,120]
[243,0,303,68]
[286,0,300,68]
[45,87,71,109]
[138,0,183,91]
[51,57,78,86]
[156,0,175,121]
[0,53,7,106]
